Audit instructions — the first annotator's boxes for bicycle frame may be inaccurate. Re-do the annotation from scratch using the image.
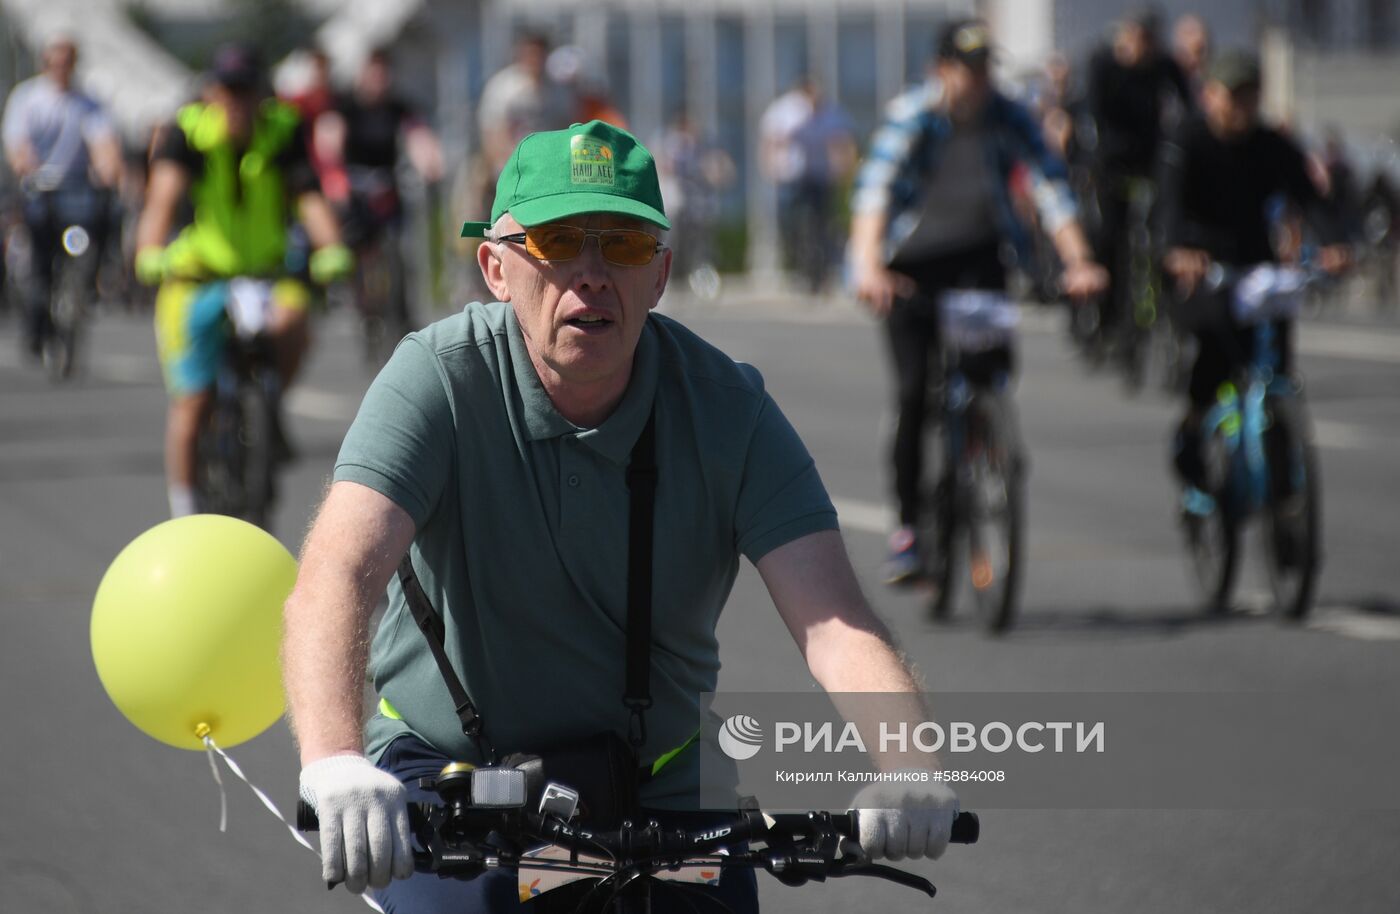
[1199,319,1300,520]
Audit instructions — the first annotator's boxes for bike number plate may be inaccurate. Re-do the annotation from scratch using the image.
[939,290,1018,352]
[227,279,275,338]
[1232,265,1306,324]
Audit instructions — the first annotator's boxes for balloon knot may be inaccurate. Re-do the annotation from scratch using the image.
[195,722,213,740]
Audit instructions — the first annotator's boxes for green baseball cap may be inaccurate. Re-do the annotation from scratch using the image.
[461,120,669,237]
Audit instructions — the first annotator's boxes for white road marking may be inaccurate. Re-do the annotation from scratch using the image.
[90,352,158,383]
[830,496,894,535]
[1308,606,1400,641]
[1298,325,1400,364]
[1311,419,1371,450]
[285,387,359,422]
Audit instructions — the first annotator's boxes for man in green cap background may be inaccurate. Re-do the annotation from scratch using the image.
[283,119,960,911]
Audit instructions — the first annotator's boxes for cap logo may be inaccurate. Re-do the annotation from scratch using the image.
[956,26,989,53]
[570,135,615,187]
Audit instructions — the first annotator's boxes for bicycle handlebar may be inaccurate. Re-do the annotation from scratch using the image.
[296,800,978,846]
[297,798,978,897]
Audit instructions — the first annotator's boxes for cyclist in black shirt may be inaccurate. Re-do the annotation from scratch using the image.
[1157,51,1350,489]
[317,48,442,351]
[1086,9,1193,345]
[318,48,443,245]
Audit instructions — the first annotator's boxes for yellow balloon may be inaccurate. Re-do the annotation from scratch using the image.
[91,515,296,750]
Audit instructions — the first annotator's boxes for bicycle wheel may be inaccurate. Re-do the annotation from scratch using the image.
[964,392,1025,634]
[235,372,277,530]
[922,471,959,621]
[45,260,85,381]
[196,381,244,517]
[1183,430,1240,614]
[1262,395,1321,620]
[1067,297,1106,367]
[196,367,277,529]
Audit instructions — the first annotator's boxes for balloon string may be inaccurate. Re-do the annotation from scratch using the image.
[200,732,387,914]
[201,735,229,832]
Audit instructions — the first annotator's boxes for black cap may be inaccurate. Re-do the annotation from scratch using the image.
[210,43,263,91]
[1209,50,1262,92]
[937,19,993,66]
[1123,5,1162,36]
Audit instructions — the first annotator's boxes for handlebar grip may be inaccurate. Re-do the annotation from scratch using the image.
[844,809,979,845]
[298,800,320,832]
[950,812,979,844]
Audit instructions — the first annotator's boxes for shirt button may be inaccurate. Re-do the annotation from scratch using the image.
[567,474,581,488]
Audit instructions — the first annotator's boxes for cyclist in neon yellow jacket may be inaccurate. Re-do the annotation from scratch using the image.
[135,44,352,518]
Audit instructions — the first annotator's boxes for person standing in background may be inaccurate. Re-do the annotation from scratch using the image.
[655,110,735,298]
[1172,14,1212,102]
[477,31,573,180]
[760,77,857,294]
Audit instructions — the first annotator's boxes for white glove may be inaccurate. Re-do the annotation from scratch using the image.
[299,753,414,893]
[851,778,959,861]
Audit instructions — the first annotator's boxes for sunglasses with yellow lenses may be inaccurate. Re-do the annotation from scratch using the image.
[495,226,668,266]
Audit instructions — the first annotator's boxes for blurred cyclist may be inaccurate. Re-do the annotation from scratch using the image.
[1157,51,1350,492]
[851,19,1106,583]
[317,48,443,338]
[134,43,351,518]
[2,33,122,360]
[1085,8,1193,349]
[318,47,444,223]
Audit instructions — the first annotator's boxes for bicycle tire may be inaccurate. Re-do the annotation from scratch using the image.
[1184,430,1240,614]
[45,259,85,382]
[923,471,958,621]
[965,392,1025,634]
[236,373,277,529]
[195,377,243,517]
[359,234,411,369]
[1262,395,1321,621]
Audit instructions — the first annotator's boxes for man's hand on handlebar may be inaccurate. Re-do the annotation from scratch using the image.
[850,778,960,862]
[1164,247,1211,296]
[1316,244,1353,276]
[298,753,414,894]
[855,261,917,317]
[1060,260,1109,301]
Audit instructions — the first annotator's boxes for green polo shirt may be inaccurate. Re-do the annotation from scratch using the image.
[334,301,837,808]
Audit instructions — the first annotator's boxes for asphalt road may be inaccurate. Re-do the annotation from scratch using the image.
[2,289,1398,914]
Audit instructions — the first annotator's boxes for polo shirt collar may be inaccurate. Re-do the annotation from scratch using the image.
[506,307,659,463]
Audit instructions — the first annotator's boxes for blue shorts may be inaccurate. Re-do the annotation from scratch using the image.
[371,734,761,914]
[155,278,309,395]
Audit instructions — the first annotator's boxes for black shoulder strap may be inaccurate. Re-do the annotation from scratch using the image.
[397,553,494,763]
[623,409,658,748]
[396,406,659,759]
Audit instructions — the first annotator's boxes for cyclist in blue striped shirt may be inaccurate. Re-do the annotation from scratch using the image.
[850,19,1105,583]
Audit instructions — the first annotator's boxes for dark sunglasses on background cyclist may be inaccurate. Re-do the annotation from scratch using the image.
[493,225,668,266]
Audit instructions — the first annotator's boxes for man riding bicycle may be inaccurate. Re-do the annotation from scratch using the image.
[283,120,960,912]
[134,44,351,518]
[317,48,444,282]
[850,19,1106,584]
[1,33,122,363]
[1157,51,1349,495]
[1085,9,1193,351]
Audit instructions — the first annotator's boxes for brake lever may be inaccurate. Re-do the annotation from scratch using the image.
[828,859,937,898]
